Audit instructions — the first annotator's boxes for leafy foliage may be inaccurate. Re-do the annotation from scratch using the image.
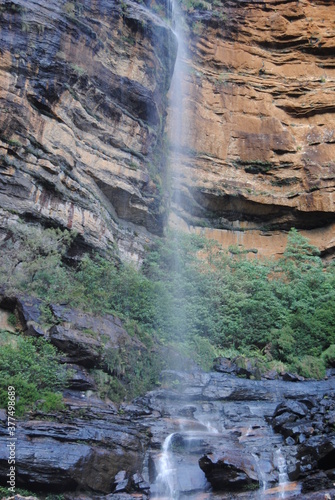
[1,222,334,386]
[0,331,66,415]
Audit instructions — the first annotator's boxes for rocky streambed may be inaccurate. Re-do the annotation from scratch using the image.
[1,365,335,499]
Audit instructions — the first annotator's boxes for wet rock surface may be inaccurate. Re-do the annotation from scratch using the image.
[0,365,335,497]
[269,392,335,495]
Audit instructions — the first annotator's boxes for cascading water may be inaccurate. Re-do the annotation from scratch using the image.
[154,433,178,499]
[274,448,290,499]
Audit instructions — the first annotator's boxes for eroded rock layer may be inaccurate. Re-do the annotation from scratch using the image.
[0,0,177,262]
[168,0,335,256]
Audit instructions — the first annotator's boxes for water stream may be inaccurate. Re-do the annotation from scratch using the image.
[154,433,178,499]
[274,449,290,499]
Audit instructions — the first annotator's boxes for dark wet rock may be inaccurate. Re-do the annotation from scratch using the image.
[199,453,259,491]
[274,400,309,418]
[301,471,334,493]
[288,490,335,500]
[119,403,152,419]
[280,421,315,440]
[66,364,96,391]
[0,400,150,494]
[178,405,197,417]
[131,472,150,493]
[48,305,143,367]
[282,372,305,382]
[270,391,335,493]
[272,411,298,432]
[49,324,102,366]
[15,295,47,337]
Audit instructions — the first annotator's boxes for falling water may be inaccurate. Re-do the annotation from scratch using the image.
[165,0,188,225]
[154,433,178,499]
[151,3,297,499]
[274,448,289,498]
[252,453,267,493]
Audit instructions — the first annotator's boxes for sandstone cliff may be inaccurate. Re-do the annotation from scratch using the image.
[168,0,335,257]
[0,0,334,260]
[0,0,176,262]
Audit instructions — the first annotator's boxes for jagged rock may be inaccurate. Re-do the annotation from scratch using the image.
[213,357,238,374]
[0,405,150,494]
[274,400,309,418]
[48,304,143,367]
[131,472,150,493]
[272,411,298,432]
[0,0,334,262]
[112,471,131,493]
[282,372,305,382]
[0,0,177,263]
[199,453,259,491]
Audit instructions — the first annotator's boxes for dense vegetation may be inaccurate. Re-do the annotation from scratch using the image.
[0,222,335,412]
[0,331,66,416]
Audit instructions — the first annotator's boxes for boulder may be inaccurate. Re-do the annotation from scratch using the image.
[273,400,309,418]
[199,453,259,491]
[0,407,150,494]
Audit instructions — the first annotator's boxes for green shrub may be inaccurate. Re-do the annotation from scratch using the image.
[290,355,326,380]
[0,332,67,415]
[322,344,335,367]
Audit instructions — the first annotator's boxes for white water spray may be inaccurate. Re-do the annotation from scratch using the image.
[252,452,267,493]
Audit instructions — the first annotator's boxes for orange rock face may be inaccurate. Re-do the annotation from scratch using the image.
[168,0,335,257]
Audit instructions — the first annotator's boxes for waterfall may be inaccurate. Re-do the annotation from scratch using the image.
[166,0,187,226]
[274,448,289,498]
[252,453,267,493]
[154,433,178,499]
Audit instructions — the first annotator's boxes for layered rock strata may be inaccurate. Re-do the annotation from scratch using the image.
[0,0,177,262]
[168,0,335,257]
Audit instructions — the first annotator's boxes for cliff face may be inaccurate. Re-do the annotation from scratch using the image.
[0,0,334,259]
[168,0,335,257]
[0,0,176,262]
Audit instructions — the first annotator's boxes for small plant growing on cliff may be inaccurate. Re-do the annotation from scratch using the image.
[63,2,75,15]
[193,21,204,35]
